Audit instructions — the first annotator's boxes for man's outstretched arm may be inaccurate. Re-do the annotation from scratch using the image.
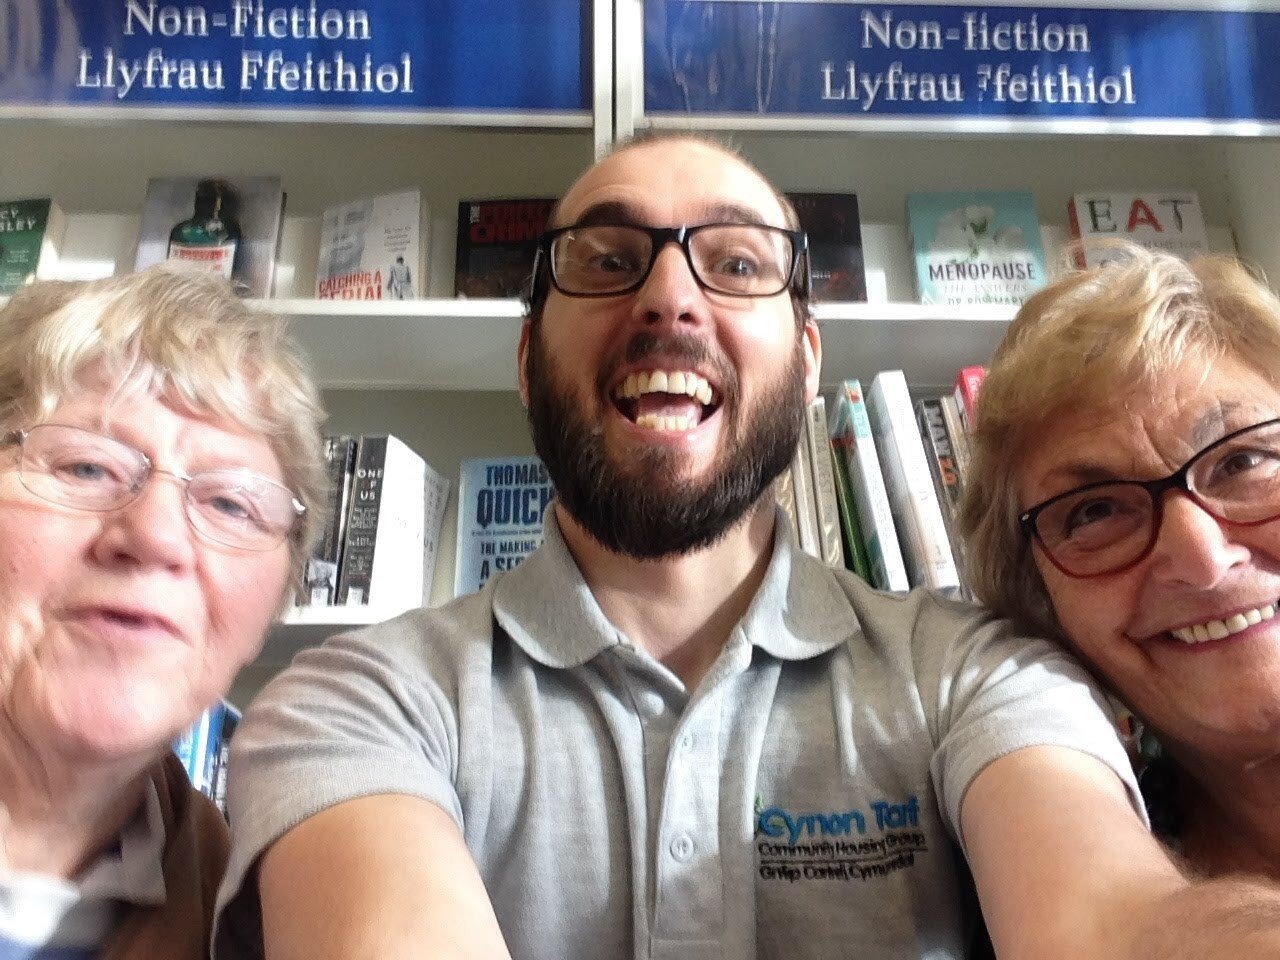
[259,794,512,960]
[963,745,1280,959]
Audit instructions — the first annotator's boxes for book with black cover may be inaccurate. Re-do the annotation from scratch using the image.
[786,192,867,302]
[454,198,554,298]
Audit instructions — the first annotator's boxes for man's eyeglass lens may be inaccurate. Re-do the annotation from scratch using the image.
[549,224,795,297]
[1030,420,1280,576]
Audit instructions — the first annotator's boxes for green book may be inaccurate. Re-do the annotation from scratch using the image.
[0,199,65,295]
[830,435,872,583]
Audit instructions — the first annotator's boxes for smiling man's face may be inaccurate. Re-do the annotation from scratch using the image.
[518,138,820,558]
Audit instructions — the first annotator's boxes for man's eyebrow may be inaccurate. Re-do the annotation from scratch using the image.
[563,201,775,229]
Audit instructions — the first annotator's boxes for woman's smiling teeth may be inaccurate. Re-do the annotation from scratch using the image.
[614,369,718,433]
[1169,602,1278,644]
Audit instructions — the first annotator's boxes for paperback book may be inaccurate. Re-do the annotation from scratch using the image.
[1067,191,1209,268]
[786,192,867,302]
[336,434,449,612]
[907,191,1047,307]
[454,455,555,596]
[316,190,427,300]
[455,198,554,298]
[0,198,66,294]
[135,176,284,298]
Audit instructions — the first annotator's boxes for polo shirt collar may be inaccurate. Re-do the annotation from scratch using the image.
[492,505,858,669]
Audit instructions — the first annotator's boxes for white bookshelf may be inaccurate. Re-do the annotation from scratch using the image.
[4,114,1279,694]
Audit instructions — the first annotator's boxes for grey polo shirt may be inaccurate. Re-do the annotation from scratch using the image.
[215,510,1141,960]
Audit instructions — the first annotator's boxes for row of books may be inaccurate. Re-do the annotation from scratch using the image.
[782,367,986,595]
[173,700,240,816]
[3,185,1208,307]
[301,434,450,612]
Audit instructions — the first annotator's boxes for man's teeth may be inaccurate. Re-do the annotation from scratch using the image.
[617,369,714,406]
[1170,603,1277,644]
[635,412,699,432]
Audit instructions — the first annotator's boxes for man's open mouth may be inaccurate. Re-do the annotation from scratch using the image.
[612,369,722,433]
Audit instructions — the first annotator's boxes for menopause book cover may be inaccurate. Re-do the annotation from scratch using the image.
[907,190,1047,307]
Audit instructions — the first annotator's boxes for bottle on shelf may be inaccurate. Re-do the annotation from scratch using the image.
[167,179,242,282]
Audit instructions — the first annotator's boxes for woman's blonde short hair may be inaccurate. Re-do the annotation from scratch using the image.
[959,244,1280,638]
[0,265,327,581]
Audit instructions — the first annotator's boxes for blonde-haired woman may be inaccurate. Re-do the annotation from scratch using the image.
[0,266,325,957]
[961,244,1280,880]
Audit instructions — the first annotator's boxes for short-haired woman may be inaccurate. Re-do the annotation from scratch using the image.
[961,245,1280,879]
[0,266,325,958]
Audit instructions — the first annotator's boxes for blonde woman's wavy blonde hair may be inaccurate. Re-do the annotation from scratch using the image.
[959,243,1280,638]
[0,265,327,584]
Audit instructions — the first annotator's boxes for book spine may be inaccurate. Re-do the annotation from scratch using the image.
[939,395,972,484]
[1067,196,1088,270]
[303,436,356,606]
[867,372,960,591]
[421,462,451,605]
[790,436,822,558]
[953,366,987,433]
[831,382,910,592]
[336,436,388,606]
[916,398,967,587]
[365,436,427,613]
[805,397,845,568]
[829,433,872,582]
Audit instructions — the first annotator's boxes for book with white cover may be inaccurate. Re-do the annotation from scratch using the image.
[1067,191,1209,268]
[830,381,909,593]
[804,397,844,568]
[336,435,427,614]
[789,437,821,558]
[866,372,960,591]
[316,190,427,300]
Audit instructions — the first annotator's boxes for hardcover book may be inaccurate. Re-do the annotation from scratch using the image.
[907,191,1047,307]
[804,396,845,568]
[830,380,910,593]
[786,192,867,302]
[0,198,66,294]
[316,190,427,300]
[336,434,432,613]
[300,435,358,607]
[454,455,555,597]
[135,176,284,298]
[866,371,960,592]
[455,198,554,298]
[1068,191,1209,268]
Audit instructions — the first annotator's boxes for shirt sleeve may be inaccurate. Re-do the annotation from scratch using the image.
[213,608,473,959]
[915,594,1146,852]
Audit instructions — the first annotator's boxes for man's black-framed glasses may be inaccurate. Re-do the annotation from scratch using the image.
[535,222,809,299]
[1019,417,1280,579]
[2,424,305,552]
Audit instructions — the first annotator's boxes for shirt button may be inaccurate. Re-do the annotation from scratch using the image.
[670,834,695,862]
[678,733,694,754]
[637,691,665,718]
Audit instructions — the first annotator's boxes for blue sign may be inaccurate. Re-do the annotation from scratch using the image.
[645,1,1280,125]
[0,0,590,116]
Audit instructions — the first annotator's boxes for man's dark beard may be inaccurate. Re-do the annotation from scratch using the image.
[525,327,805,559]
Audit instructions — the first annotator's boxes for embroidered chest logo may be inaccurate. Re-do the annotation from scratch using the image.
[753,795,927,883]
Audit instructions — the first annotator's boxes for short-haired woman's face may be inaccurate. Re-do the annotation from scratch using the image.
[0,371,293,763]
[1018,353,1280,763]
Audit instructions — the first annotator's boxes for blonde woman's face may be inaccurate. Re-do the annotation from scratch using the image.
[1018,353,1280,764]
[0,372,291,765]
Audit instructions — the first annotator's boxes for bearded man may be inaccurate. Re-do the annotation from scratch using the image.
[215,134,1280,960]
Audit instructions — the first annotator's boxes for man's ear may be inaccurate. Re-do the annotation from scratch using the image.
[802,318,822,404]
[517,319,533,409]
